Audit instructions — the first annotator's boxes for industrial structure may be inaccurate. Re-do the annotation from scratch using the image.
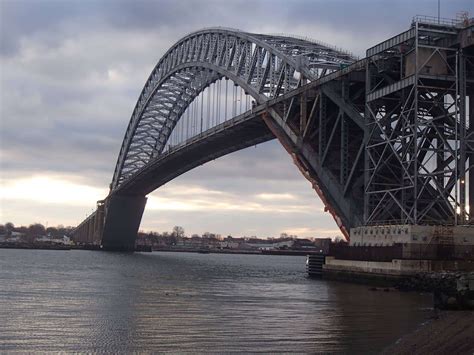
[73,16,474,258]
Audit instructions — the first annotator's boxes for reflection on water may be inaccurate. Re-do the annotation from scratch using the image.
[0,250,431,353]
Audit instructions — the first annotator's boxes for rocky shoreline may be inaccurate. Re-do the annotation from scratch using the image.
[396,272,474,310]
[381,272,474,354]
[383,310,474,354]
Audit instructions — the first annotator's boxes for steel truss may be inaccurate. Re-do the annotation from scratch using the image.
[365,19,474,226]
[261,59,368,237]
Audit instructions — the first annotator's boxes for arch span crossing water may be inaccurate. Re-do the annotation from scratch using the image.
[73,21,474,251]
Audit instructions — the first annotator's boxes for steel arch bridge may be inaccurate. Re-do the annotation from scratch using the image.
[112,28,355,190]
[73,21,474,251]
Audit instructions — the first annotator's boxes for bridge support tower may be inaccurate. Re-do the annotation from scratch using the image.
[101,194,147,251]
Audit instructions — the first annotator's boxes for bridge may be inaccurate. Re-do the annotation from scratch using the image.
[73,16,474,252]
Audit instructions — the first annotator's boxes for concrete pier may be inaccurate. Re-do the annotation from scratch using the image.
[101,194,147,251]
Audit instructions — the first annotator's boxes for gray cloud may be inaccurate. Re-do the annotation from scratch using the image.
[3,1,472,57]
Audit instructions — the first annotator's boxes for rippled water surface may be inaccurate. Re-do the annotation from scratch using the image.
[0,249,432,353]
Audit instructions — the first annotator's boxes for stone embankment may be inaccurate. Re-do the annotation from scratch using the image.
[385,273,474,354]
[396,272,474,309]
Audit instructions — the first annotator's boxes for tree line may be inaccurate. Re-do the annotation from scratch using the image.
[0,222,75,239]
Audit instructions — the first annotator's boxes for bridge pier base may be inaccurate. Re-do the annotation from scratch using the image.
[101,194,147,251]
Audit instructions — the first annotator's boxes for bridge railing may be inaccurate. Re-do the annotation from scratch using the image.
[412,15,469,27]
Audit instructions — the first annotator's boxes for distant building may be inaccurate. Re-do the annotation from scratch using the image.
[220,240,240,249]
[244,242,274,250]
[313,238,331,254]
[11,231,25,238]
[220,236,246,249]
[293,239,315,249]
[62,236,74,245]
[35,235,73,245]
[272,240,295,249]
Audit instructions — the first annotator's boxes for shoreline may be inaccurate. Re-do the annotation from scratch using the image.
[150,248,319,256]
[0,243,71,250]
[383,310,474,354]
[0,244,323,256]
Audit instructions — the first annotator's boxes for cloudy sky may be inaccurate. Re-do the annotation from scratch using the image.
[1,0,472,238]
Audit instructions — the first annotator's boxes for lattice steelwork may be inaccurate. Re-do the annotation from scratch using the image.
[111,28,355,190]
[365,18,474,226]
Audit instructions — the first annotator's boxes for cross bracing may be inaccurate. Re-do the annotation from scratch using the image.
[365,19,474,226]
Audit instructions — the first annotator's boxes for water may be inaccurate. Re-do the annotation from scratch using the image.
[0,249,432,353]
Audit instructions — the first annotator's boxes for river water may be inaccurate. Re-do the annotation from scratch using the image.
[0,249,432,353]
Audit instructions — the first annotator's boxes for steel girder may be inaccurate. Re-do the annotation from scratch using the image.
[111,28,355,190]
[259,67,367,238]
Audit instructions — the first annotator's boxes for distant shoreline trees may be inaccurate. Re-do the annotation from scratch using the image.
[0,222,75,239]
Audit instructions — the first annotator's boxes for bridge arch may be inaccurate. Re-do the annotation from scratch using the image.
[112,28,355,190]
[85,28,359,250]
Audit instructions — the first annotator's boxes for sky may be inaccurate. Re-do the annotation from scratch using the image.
[1,0,472,238]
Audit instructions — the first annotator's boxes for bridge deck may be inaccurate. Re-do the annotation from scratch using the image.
[117,107,274,195]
